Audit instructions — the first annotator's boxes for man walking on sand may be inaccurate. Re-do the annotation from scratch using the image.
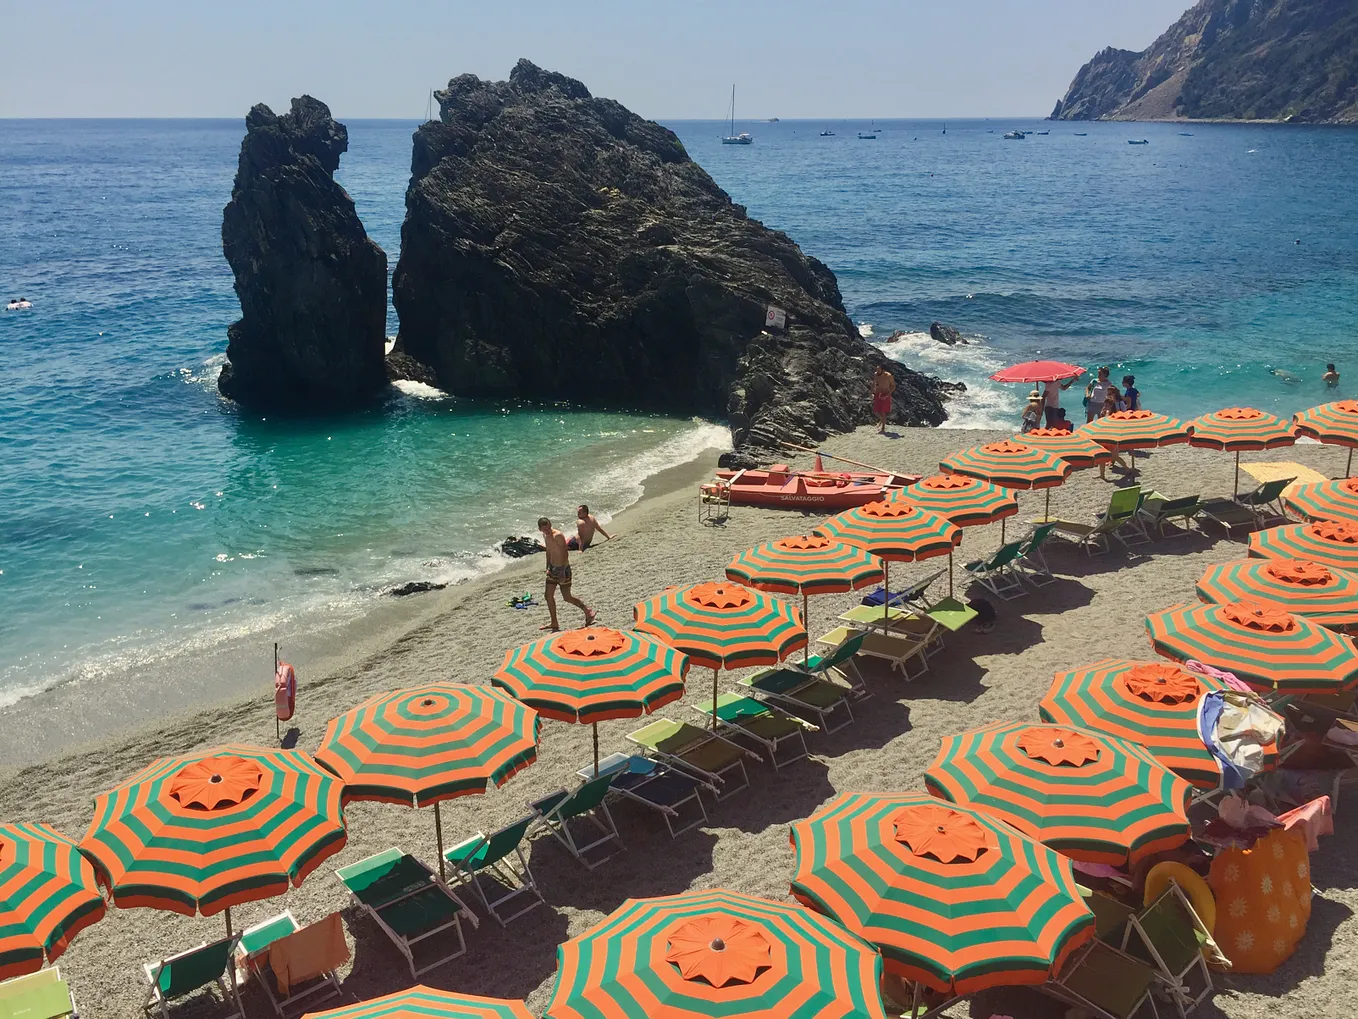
[872,365,896,433]
[538,516,596,631]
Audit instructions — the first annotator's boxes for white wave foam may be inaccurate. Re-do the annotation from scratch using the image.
[393,379,449,400]
[876,331,1017,431]
[858,322,874,338]
[582,419,732,524]
[181,353,227,394]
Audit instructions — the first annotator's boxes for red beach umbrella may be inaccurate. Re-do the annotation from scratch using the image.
[990,361,1085,383]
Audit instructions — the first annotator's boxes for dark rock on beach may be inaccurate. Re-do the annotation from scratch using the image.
[393,60,959,461]
[930,322,967,346]
[499,536,545,559]
[1051,0,1358,123]
[385,581,448,597]
[219,97,390,409]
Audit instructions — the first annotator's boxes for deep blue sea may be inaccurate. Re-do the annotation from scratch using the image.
[2,116,1357,704]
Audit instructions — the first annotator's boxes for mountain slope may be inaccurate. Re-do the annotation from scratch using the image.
[1051,0,1358,122]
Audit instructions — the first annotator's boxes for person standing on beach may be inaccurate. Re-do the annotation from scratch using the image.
[1085,367,1114,423]
[1042,376,1076,427]
[871,365,896,433]
[566,504,612,551]
[538,517,596,631]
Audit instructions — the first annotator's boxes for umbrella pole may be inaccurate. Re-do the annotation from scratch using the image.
[1234,450,1241,497]
[1044,488,1051,523]
[225,906,233,938]
[1348,448,1353,479]
[882,561,890,625]
[803,593,810,664]
[592,721,600,776]
[434,801,446,882]
[712,667,720,730]
[948,549,954,598]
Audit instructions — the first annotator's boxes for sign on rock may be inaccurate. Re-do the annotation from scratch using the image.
[765,305,787,331]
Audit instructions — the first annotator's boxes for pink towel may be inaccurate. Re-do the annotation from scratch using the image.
[1184,659,1254,693]
[1276,796,1334,852]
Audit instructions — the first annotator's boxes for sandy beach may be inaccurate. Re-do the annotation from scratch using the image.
[5,425,1358,1019]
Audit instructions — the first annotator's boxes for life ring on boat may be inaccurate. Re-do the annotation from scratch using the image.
[1144,860,1216,934]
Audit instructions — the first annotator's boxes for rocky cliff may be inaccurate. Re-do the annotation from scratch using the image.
[1051,0,1358,122]
[220,97,389,409]
[392,60,958,463]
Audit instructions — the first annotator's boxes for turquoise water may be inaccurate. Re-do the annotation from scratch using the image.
[3,116,1357,704]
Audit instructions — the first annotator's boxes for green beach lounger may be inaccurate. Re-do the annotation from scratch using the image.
[577,752,709,837]
[818,624,932,679]
[1046,939,1161,1019]
[235,910,346,1017]
[1138,493,1202,538]
[0,968,77,1019]
[696,691,815,769]
[1049,486,1143,555]
[444,815,543,926]
[963,539,1026,598]
[1198,497,1260,538]
[1235,477,1294,526]
[336,848,476,978]
[142,935,243,1019]
[740,635,862,732]
[626,718,756,799]
[1016,521,1060,585]
[1121,884,1215,1017]
[528,773,624,869]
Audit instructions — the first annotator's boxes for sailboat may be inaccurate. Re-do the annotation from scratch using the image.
[858,120,878,139]
[721,85,753,145]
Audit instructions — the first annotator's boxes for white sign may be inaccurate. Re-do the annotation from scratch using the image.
[765,305,787,331]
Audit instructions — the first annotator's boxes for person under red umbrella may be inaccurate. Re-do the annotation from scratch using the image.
[989,360,1085,428]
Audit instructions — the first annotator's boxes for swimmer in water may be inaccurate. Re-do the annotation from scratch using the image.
[1324,363,1340,386]
[1270,368,1302,384]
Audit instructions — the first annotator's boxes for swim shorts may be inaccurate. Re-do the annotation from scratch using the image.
[546,563,572,585]
[872,393,892,415]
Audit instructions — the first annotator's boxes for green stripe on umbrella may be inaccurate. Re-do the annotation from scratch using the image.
[1285,478,1358,523]
[789,792,1094,998]
[545,887,889,1019]
[1196,559,1358,633]
[300,985,533,1019]
[0,823,106,979]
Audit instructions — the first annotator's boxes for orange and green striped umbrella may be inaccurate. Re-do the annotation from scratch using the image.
[1294,399,1358,476]
[1081,410,1190,452]
[80,745,346,923]
[634,583,804,728]
[789,792,1094,996]
[545,887,888,1019]
[726,536,882,661]
[316,685,539,880]
[0,824,105,979]
[1284,478,1358,523]
[938,441,1071,490]
[1146,600,1358,695]
[814,499,962,608]
[1248,520,1358,573]
[495,627,688,768]
[896,474,1019,527]
[1189,407,1296,494]
[1013,428,1114,470]
[924,722,1191,867]
[1197,559,1358,632]
[1039,660,1237,790]
[300,986,532,1019]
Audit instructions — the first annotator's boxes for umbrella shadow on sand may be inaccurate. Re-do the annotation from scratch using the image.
[712,755,837,833]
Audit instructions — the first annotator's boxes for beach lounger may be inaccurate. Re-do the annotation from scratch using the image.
[626,718,756,799]
[697,691,815,769]
[1048,486,1143,555]
[335,848,476,978]
[1121,884,1215,1017]
[837,605,947,658]
[235,911,346,1017]
[1015,522,1059,585]
[818,625,933,679]
[1197,498,1259,538]
[527,774,623,869]
[0,967,77,1019]
[963,540,1026,598]
[859,568,947,612]
[1045,939,1161,1019]
[1235,477,1294,527]
[143,935,243,1019]
[1138,493,1202,538]
[444,815,543,926]
[577,753,709,837]
[741,635,864,732]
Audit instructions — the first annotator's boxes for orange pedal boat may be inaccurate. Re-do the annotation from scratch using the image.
[713,464,917,510]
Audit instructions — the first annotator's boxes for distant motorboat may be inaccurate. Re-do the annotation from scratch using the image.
[858,120,878,139]
[1179,131,1194,136]
[1003,131,1025,140]
[4,298,32,311]
[1036,130,1049,135]
[721,85,753,145]
[1128,139,1150,145]
[767,117,780,123]
[820,129,835,136]
[1074,132,1088,136]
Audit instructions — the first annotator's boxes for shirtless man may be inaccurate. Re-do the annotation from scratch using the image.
[538,517,596,631]
[871,365,896,433]
[566,504,612,551]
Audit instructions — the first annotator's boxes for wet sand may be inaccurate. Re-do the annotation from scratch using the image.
[4,427,1356,1018]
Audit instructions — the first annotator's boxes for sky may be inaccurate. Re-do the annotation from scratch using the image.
[1,0,1195,120]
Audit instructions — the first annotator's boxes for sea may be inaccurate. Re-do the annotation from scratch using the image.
[2,116,1357,708]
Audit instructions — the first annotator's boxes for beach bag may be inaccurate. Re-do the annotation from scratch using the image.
[1208,827,1311,973]
[274,661,297,722]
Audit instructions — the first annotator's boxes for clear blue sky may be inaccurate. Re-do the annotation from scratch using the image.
[2,0,1193,119]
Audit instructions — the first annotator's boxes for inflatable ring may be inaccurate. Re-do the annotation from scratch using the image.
[1144,860,1216,934]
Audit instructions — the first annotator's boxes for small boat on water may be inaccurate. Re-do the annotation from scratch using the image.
[820,129,835,136]
[1036,130,1049,135]
[1179,132,1194,136]
[721,85,753,145]
[1074,132,1088,136]
[1003,131,1025,140]
[713,465,917,510]
[1128,138,1150,145]
[857,120,878,140]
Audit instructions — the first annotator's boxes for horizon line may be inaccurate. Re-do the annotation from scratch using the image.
[0,114,1052,123]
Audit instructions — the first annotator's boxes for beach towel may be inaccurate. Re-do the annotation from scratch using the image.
[274,661,297,722]
[1240,460,1328,493]
[1197,691,1283,789]
[1276,796,1334,851]
[268,912,348,996]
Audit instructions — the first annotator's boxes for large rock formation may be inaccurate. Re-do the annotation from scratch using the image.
[392,60,959,463]
[220,97,389,408]
[1051,0,1358,123]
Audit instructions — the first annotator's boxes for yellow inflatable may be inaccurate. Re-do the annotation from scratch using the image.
[1144,860,1216,934]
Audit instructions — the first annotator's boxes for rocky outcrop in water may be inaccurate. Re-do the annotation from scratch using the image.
[220,97,389,409]
[930,322,967,346]
[392,60,959,463]
[1051,0,1358,123]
